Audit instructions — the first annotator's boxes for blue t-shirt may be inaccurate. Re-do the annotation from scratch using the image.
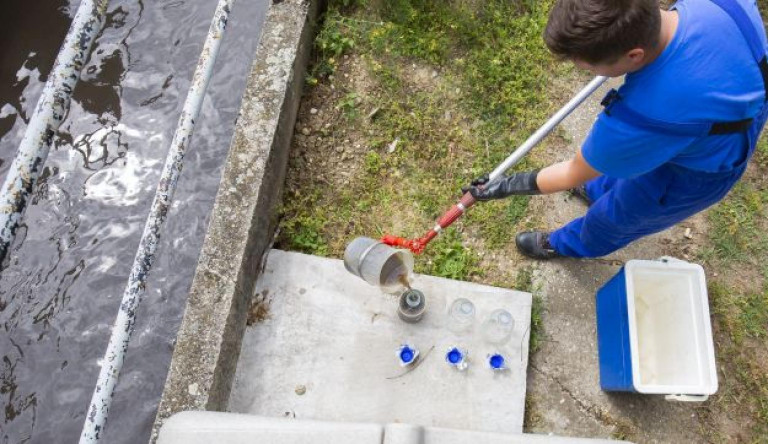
[582,0,768,178]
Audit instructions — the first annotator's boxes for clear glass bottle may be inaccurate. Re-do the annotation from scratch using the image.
[447,298,475,334]
[481,308,514,345]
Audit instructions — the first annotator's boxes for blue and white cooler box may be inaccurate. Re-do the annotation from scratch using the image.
[596,258,718,401]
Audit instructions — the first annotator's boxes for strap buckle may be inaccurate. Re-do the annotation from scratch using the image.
[600,88,621,115]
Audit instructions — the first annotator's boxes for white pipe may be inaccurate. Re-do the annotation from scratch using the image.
[488,75,609,181]
[78,0,235,441]
[0,0,109,264]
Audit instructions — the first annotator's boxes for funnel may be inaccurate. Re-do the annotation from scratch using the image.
[344,237,414,292]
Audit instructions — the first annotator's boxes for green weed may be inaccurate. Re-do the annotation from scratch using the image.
[364,150,382,175]
[338,92,360,120]
[416,229,480,280]
[529,293,544,354]
[279,214,329,256]
[310,9,356,83]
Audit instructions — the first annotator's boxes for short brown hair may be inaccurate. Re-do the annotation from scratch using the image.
[544,0,661,64]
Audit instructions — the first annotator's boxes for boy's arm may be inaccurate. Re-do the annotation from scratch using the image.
[536,149,600,193]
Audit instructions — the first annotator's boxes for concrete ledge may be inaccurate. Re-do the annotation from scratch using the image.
[151,0,322,440]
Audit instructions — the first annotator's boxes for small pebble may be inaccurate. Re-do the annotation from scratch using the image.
[310,108,318,114]
[301,127,310,136]
[387,138,400,153]
[295,385,306,396]
[684,227,693,239]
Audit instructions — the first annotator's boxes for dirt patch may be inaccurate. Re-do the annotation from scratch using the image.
[247,290,271,326]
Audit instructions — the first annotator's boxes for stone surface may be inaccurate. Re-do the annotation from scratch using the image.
[229,250,532,434]
[150,0,323,441]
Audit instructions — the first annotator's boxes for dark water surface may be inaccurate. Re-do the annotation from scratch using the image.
[0,1,268,442]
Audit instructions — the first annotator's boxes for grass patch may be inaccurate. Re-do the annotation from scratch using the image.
[705,181,767,262]
[523,392,543,431]
[279,5,564,367]
[466,196,532,248]
[515,265,545,354]
[701,132,768,439]
[529,293,544,354]
[515,266,534,292]
[704,253,768,437]
[709,282,768,345]
[416,228,481,280]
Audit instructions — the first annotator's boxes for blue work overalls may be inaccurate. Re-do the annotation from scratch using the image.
[549,0,768,258]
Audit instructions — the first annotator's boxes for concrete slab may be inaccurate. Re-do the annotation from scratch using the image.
[228,250,533,434]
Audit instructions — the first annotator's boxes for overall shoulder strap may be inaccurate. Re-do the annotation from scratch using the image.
[601,0,768,137]
[708,0,768,98]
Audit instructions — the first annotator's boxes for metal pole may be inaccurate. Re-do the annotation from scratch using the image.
[78,0,235,441]
[0,0,109,265]
[488,75,608,181]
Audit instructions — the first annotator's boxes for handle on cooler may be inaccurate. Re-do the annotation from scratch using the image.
[664,394,709,402]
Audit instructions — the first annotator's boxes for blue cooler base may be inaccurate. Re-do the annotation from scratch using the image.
[596,268,635,392]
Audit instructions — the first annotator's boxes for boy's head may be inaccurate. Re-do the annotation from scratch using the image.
[544,0,662,77]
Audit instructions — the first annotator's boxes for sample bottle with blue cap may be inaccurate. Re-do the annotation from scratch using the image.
[488,353,507,371]
[445,346,468,371]
[397,344,419,366]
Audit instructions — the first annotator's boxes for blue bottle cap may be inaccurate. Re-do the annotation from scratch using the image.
[397,344,419,366]
[445,347,468,371]
[446,347,463,364]
[489,353,506,370]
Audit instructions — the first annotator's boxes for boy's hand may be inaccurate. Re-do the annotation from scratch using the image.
[462,170,541,201]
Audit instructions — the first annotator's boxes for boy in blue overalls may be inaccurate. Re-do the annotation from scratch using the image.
[465,0,768,259]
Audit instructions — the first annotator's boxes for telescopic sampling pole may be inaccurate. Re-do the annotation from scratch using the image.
[382,75,609,254]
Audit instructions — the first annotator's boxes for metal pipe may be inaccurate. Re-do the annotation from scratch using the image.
[488,75,608,181]
[0,0,109,265]
[78,0,235,441]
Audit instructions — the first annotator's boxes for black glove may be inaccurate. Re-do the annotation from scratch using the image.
[462,170,541,201]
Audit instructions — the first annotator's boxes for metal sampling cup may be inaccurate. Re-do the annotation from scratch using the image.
[344,237,414,291]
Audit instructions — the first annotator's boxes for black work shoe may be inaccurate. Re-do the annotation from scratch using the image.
[516,231,561,260]
[568,184,592,206]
